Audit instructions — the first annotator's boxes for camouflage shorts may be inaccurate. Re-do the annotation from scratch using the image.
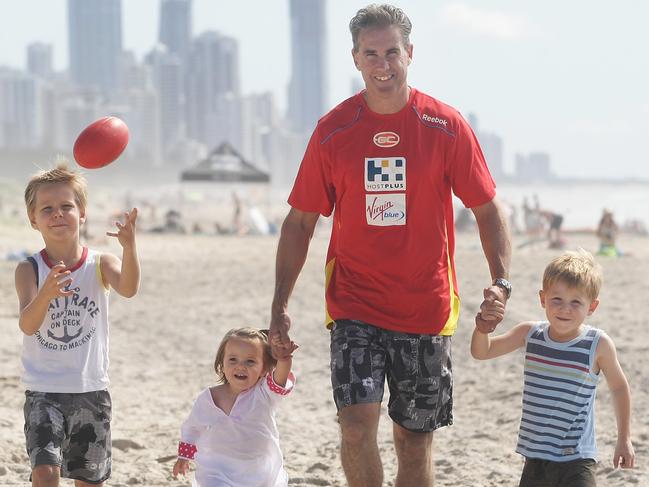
[24,390,112,483]
[330,319,453,432]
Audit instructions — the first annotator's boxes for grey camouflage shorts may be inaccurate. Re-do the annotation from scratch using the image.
[24,390,112,483]
[330,319,453,432]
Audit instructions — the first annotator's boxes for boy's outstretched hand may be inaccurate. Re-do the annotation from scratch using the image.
[107,208,138,248]
[613,438,635,469]
[172,458,190,478]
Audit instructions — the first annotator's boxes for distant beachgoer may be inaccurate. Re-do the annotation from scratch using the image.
[507,200,521,235]
[472,250,635,485]
[172,328,297,486]
[622,219,647,236]
[232,191,243,234]
[597,209,621,256]
[152,209,186,234]
[547,211,564,248]
[522,196,544,240]
[539,209,564,249]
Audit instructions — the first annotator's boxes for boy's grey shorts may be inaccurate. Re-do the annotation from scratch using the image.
[330,319,453,432]
[24,390,112,484]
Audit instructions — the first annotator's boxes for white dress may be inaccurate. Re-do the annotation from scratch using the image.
[180,372,295,487]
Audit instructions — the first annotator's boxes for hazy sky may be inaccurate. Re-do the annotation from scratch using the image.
[1,0,648,179]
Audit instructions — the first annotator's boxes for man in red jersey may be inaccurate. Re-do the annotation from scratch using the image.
[270,4,511,486]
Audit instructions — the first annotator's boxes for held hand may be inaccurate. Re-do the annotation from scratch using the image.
[475,286,506,334]
[271,334,299,358]
[172,458,190,478]
[269,310,292,360]
[106,208,138,248]
[613,438,635,468]
[41,262,73,301]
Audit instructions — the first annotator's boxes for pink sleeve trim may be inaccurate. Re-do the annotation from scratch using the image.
[178,441,197,460]
[266,371,296,395]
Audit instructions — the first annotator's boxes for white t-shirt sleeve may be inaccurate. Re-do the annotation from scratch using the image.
[260,371,296,405]
[179,390,210,456]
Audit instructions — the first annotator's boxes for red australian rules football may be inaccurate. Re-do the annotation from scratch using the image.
[73,116,129,169]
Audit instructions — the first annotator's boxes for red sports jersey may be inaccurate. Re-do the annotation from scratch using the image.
[289,88,496,335]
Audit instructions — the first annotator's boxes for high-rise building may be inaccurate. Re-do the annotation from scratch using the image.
[146,46,184,151]
[515,152,554,182]
[27,43,53,79]
[159,0,192,65]
[56,95,102,150]
[0,68,43,147]
[240,92,279,166]
[287,0,327,133]
[126,88,163,166]
[68,0,123,98]
[478,132,504,181]
[467,112,504,181]
[186,31,241,147]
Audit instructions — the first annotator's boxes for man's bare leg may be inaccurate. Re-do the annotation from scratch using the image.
[339,402,382,487]
[393,422,434,487]
[32,465,60,487]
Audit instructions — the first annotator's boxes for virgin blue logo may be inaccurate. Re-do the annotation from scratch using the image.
[366,194,406,226]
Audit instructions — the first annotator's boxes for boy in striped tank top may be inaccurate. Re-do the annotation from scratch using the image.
[15,162,140,486]
[471,250,634,486]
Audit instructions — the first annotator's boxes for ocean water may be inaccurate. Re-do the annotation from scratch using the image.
[2,157,647,233]
[491,182,649,231]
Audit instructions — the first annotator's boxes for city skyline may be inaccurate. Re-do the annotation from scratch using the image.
[1,0,648,179]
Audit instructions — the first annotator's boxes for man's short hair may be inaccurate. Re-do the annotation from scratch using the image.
[349,4,412,52]
[542,249,603,301]
[24,160,88,215]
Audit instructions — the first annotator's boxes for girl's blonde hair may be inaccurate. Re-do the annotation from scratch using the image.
[213,328,275,384]
[24,160,87,214]
[542,249,602,301]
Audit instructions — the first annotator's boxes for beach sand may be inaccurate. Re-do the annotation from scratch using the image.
[0,193,647,486]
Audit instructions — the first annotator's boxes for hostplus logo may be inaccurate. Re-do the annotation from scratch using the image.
[365,157,406,192]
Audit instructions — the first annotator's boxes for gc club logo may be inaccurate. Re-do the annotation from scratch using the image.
[373,132,400,148]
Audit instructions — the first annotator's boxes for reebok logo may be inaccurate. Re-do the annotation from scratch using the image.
[422,114,448,126]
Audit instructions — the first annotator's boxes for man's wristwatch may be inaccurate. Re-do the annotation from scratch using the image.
[493,278,512,299]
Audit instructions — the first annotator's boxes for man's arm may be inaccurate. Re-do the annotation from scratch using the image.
[471,197,511,281]
[471,197,512,332]
[270,208,319,354]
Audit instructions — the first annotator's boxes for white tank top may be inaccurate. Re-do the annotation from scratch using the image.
[21,247,111,393]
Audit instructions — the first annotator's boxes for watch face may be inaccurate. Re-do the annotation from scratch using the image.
[494,278,511,297]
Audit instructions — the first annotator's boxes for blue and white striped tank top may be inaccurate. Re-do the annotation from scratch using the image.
[516,321,601,462]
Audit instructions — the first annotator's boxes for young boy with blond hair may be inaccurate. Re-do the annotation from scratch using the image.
[15,162,140,486]
[471,249,634,486]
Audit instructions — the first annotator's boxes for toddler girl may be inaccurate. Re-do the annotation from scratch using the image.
[172,328,297,486]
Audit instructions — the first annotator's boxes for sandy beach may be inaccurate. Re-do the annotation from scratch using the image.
[0,184,647,487]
